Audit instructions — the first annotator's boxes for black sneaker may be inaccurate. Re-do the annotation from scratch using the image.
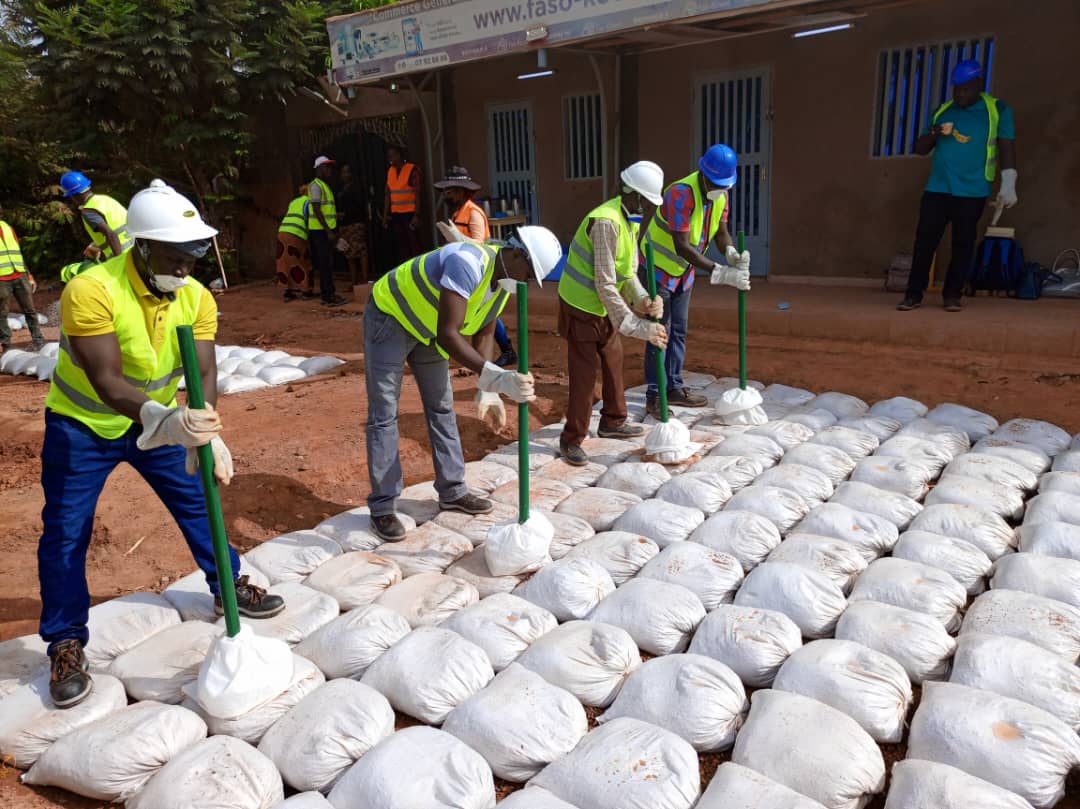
[896,297,921,311]
[49,639,93,709]
[944,298,963,312]
[371,513,407,542]
[301,290,318,300]
[215,575,286,619]
[439,492,494,515]
[667,387,708,408]
[559,439,589,467]
[322,295,348,307]
[495,348,517,367]
[597,422,646,439]
[646,394,662,420]
[283,290,299,302]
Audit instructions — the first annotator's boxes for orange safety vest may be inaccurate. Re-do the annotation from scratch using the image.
[452,199,490,240]
[387,162,418,213]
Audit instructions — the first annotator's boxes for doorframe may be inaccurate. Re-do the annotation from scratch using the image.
[485,98,540,225]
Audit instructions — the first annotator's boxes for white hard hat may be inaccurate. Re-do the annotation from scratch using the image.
[620,160,664,206]
[127,184,218,243]
[515,225,562,288]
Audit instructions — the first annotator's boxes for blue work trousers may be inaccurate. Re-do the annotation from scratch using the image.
[645,281,692,395]
[493,318,512,351]
[38,410,239,654]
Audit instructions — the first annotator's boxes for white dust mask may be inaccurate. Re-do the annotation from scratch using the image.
[497,278,518,295]
[706,188,729,201]
[153,274,188,292]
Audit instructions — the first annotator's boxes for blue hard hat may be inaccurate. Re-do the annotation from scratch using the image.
[951,59,984,86]
[698,144,738,187]
[60,171,92,197]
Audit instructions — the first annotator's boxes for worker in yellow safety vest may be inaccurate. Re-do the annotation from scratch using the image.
[363,225,562,542]
[308,156,347,307]
[276,184,315,302]
[0,202,45,352]
[60,171,133,261]
[39,182,285,711]
[557,161,669,466]
[382,145,423,264]
[641,143,749,419]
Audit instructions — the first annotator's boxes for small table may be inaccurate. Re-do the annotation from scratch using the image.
[489,213,527,241]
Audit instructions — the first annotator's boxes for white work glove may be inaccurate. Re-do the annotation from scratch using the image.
[137,400,222,450]
[997,168,1018,208]
[635,295,663,319]
[475,390,507,431]
[186,436,234,485]
[477,361,535,403]
[725,244,751,272]
[619,315,669,348]
[711,263,751,291]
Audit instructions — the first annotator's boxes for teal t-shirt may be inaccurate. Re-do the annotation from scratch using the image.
[924,96,1015,198]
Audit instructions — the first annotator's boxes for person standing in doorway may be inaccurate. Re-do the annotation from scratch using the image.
[897,59,1017,313]
[641,143,749,419]
[60,171,133,261]
[0,203,45,353]
[308,156,348,307]
[276,184,314,302]
[382,145,423,264]
[337,164,371,285]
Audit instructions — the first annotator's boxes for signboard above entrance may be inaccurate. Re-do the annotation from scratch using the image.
[327,0,776,84]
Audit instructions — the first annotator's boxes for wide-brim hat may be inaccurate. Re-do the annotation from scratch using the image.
[434,166,481,191]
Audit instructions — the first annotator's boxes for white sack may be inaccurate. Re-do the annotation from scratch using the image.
[162,559,270,622]
[83,591,181,671]
[245,530,342,584]
[595,461,670,498]
[945,453,1037,492]
[709,433,785,465]
[725,485,811,533]
[513,557,614,621]
[516,620,641,707]
[293,604,411,679]
[875,434,953,473]
[1024,490,1080,527]
[258,349,291,364]
[734,561,847,639]
[299,355,345,375]
[690,454,766,491]
[490,478,574,511]
[688,605,802,687]
[773,639,912,743]
[588,578,705,655]
[612,499,705,548]
[442,663,587,782]
[755,463,834,503]
[219,374,271,394]
[835,600,956,684]
[485,440,560,471]
[598,653,746,752]
[849,557,967,630]
[535,458,607,489]
[655,471,731,514]
[637,542,744,608]
[531,717,700,809]
[908,681,1080,809]
[784,407,840,431]
[991,551,1080,608]
[556,486,643,532]
[484,513,553,576]
[216,356,243,374]
[0,634,48,700]
[870,396,928,424]
[22,701,207,801]
[0,347,28,373]
[644,419,701,463]
[960,589,1080,662]
[690,509,781,571]
[829,481,922,530]
[441,593,557,672]
[884,759,1038,809]
[972,436,1051,474]
[581,435,643,465]
[762,383,816,408]
[497,788,582,808]
[781,442,857,485]
[376,522,472,576]
[226,582,339,645]
[1016,521,1080,560]
[851,456,934,499]
[35,356,57,381]
[327,725,495,809]
[898,419,971,456]
[731,689,885,809]
[565,531,659,584]
[274,792,335,808]
[767,533,867,593]
[374,572,479,628]
[360,626,493,724]
[993,417,1072,457]
[893,530,992,594]
[928,474,1025,521]
[908,503,1014,559]
[259,365,306,385]
[795,502,899,560]
[315,508,415,552]
[712,386,768,427]
[396,481,442,524]
[228,347,263,361]
[257,679,394,793]
[108,620,221,703]
[808,425,879,460]
[698,762,829,809]
[446,548,523,596]
[433,501,517,545]
[747,420,815,450]
[838,415,902,441]
[461,459,519,493]
[540,510,597,559]
[1038,470,1080,495]
[808,392,869,420]
[927,402,998,441]
[304,551,401,609]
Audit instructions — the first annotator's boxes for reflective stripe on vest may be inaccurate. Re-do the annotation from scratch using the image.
[558,198,638,317]
[388,163,418,213]
[452,199,490,240]
[278,195,310,240]
[45,254,204,439]
[371,243,508,358]
[932,92,1000,182]
[81,194,133,258]
[308,179,337,230]
[0,221,26,277]
[643,172,725,278]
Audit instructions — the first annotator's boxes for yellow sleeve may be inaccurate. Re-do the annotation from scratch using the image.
[192,285,218,341]
[62,275,115,336]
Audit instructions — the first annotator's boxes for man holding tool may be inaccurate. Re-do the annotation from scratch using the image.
[642,143,749,419]
[364,225,562,542]
[557,160,668,466]
[39,182,283,710]
[897,58,1017,313]
[60,170,133,261]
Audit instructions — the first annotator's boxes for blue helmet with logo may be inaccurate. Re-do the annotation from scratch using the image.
[951,59,984,86]
[698,144,738,187]
[60,171,92,198]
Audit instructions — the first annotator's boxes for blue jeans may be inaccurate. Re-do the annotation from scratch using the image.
[645,282,692,396]
[38,411,239,653]
[494,319,512,351]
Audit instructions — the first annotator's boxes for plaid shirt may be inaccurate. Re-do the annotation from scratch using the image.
[651,182,728,293]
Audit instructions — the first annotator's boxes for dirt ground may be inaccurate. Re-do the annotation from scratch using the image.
[3,279,1080,808]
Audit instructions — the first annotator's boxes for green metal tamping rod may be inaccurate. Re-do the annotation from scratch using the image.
[737,230,747,390]
[176,325,241,637]
[517,281,529,524]
[644,237,668,422]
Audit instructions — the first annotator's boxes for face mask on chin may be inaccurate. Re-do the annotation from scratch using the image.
[152,274,188,292]
[497,277,518,295]
[706,187,730,201]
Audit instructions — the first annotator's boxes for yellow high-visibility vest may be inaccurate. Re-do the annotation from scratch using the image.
[308,179,337,230]
[81,193,133,258]
[559,197,638,317]
[278,195,310,240]
[932,92,1001,182]
[0,220,26,277]
[642,171,725,277]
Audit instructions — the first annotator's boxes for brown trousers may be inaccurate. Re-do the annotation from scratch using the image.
[559,296,627,446]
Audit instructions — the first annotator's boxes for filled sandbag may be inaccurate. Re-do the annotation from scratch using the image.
[755,463,834,504]
[441,593,557,672]
[794,502,899,560]
[299,355,345,375]
[993,417,1072,457]
[870,396,928,423]
[698,762,829,809]
[107,621,221,703]
[432,501,517,545]
[530,717,700,809]
[808,392,869,421]
[162,559,270,622]
[516,620,641,707]
[928,474,1025,521]
[835,600,956,684]
[781,442,857,486]
[485,440,560,472]
[445,547,524,596]
[598,654,747,752]
[565,531,659,584]
[245,530,343,584]
[496,788,582,808]
[483,513,554,576]
[773,639,912,743]
[490,478,574,512]
[829,481,922,530]
[908,503,1014,560]
[708,433,785,466]
[442,663,587,782]
[259,365,307,385]
[761,383,816,408]
[22,701,207,801]
[990,551,1080,609]
[960,589,1080,662]
[225,581,339,645]
[395,481,442,525]
[884,759,1038,809]
[0,634,48,700]
[589,579,705,655]
[875,434,953,473]
[556,486,643,532]
[513,557,615,621]
[271,792,335,808]
[972,436,1051,475]
[293,604,411,680]
[688,605,802,687]
[734,561,847,639]
[850,557,967,630]
[594,461,671,499]
[218,374,271,394]
[374,572,479,628]
[838,415,902,442]
[1016,521,1080,561]
[1038,470,1080,495]
[257,679,394,793]
[807,425,879,460]
[926,402,998,441]
[851,456,934,500]
[784,407,840,431]
[898,419,971,457]
[908,681,1080,808]
[83,591,181,671]
[376,522,473,576]
[893,530,992,594]
[690,509,782,572]
[612,499,706,548]
[732,689,885,809]
[692,454,767,491]
[945,453,1037,492]
[725,485,811,533]
[747,420,816,451]
[304,551,401,609]
[655,471,732,514]
[315,508,416,552]
[1023,490,1080,527]
[767,533,867,593]
[637,542,744,609]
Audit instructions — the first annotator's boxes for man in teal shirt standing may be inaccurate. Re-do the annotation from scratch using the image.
[897,59,1017,312]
